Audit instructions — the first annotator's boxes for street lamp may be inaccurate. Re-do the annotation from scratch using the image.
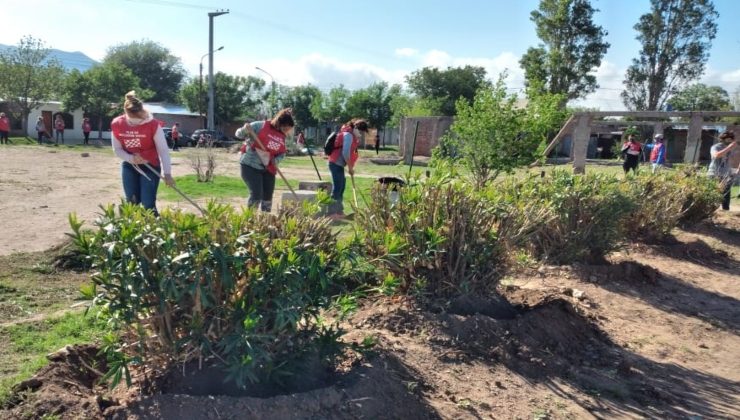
[207,9,229,131]
[199,46,224,128]
[255,66,276,115]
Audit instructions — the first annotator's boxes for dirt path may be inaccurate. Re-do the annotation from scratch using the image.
[0,146,331,256]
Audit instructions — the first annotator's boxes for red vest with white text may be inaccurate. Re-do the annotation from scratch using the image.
[111,116,161,167]
[250,121,287,174]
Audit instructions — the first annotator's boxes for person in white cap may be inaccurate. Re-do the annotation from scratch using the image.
[644,133,667,173]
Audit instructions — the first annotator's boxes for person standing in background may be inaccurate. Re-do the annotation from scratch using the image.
[644,133,666,173]
[0,113,9,145]
[171,122,180,151]
[54,115,65,144]
[35,116,49,144]
[82,117,92,145]
[707,130,736,211]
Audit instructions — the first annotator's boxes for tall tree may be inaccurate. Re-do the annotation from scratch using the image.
[345,82,398,129]
[0,36,66,134]
[621,0,718,111]
[519,0,609,103]
[668,83,731,111]
[281,85,321,129]
[180,74,265,126]
[61,63,144,139]
[405,66,489,116]
[310,86,351,126]
[104,40,186,103]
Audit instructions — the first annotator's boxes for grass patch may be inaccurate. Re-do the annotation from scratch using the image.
[0,252,89,324]
[161,173,386,209]
[0,310,109,405]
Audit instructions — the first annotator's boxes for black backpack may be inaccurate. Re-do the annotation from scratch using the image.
[323,131,337,156]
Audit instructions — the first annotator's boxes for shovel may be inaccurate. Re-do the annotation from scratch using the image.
[350,171,359,208]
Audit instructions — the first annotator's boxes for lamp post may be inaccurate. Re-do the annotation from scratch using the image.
[199,46,223,129]
[255,66,276,115]
[207,9,229,131]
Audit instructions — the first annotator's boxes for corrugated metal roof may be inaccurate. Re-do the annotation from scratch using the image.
[144,103,199,116]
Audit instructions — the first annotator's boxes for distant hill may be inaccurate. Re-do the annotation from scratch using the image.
[0,44,98,72]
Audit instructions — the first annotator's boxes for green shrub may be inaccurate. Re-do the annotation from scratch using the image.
[353,173,510,296]
[70,201,345,388]
[500,171,635,264]
[672,166,723,225]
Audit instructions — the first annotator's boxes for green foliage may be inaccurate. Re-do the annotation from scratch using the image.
[405,65,490,116]
[61,62,146,138]
[621,0,718,110]
[500,171,635,264]
[180,73,266,123]
[353,172,511,296]
[311,85,351,125]
[520,0,610,102]
[0,35,66,134]
[282,85,322,128]
[668,83,731,113]
[70,202,347,388]
[345,82,397,129]
[620,169,723,240]
[438,75,566,187]
[104,40,186,103]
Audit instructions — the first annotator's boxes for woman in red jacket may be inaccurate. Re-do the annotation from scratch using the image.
[110,91,175,215]
[0,112,9,145]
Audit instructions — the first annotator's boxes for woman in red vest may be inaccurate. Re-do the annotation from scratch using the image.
[82,117,92,145]
[111,91,175,215]
[327,118,369,218]
[235,108,294,212]
[0,112,9,145]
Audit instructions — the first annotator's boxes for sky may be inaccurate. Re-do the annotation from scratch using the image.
[2,0,739,110]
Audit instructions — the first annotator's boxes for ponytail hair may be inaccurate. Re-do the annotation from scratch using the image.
[271,108,295,129]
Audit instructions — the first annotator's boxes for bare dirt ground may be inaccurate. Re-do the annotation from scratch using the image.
[1,146,739,419]
[0,146,322,256]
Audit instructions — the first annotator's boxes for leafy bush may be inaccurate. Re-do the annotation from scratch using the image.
[70,202,346,388]
[353,172,519,296]
[620,169,722,240]
[500,171,635,264]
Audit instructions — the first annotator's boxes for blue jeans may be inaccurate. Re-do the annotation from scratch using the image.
[328,162,346,214]
[121,162,161,214]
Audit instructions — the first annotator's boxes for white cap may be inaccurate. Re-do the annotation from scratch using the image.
[654,133,664,139]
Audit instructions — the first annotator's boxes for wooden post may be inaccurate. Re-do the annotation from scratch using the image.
[683,114,703,163]
[572,115,591,174]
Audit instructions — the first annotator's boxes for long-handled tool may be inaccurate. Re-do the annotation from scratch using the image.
[349,172,359,207]
[246,130,300,200]
[141,162,206,215]
[307,143,322,180]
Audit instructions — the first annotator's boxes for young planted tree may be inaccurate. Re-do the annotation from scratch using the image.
[406,65,489,116]
[519,0,609,104]
[61,62,144,139]
[0,36,65,134]
[104,40,186,103]
[439,75,566,187]
[621,0,718,110]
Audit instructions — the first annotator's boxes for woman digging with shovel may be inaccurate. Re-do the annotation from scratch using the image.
[327,118,368,219]
[111,91,176,216]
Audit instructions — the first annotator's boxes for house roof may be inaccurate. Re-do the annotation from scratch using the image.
[144,103,199,117]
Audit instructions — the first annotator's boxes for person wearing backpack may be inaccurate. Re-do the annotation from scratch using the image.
[327,118,369,218]
[235,108,295,212]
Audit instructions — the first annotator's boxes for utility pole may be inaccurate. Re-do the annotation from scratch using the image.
[207,9,229,131]
[200,46,223,129]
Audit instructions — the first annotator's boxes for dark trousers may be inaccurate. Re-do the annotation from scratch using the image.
[720,178,732,210]
[241,164,275,212]
[623,155,639,174]
[328,162,346,214]
[0,130,8,144]
[83,131,90,144]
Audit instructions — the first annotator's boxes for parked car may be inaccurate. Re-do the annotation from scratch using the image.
[162,127,191,148]
[190,129,237,147]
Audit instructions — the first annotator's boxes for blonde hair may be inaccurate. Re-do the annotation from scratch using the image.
[124,90,145,117]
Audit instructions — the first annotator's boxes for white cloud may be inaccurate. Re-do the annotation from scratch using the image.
[395,47,418,57]
[571,60,627,111]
